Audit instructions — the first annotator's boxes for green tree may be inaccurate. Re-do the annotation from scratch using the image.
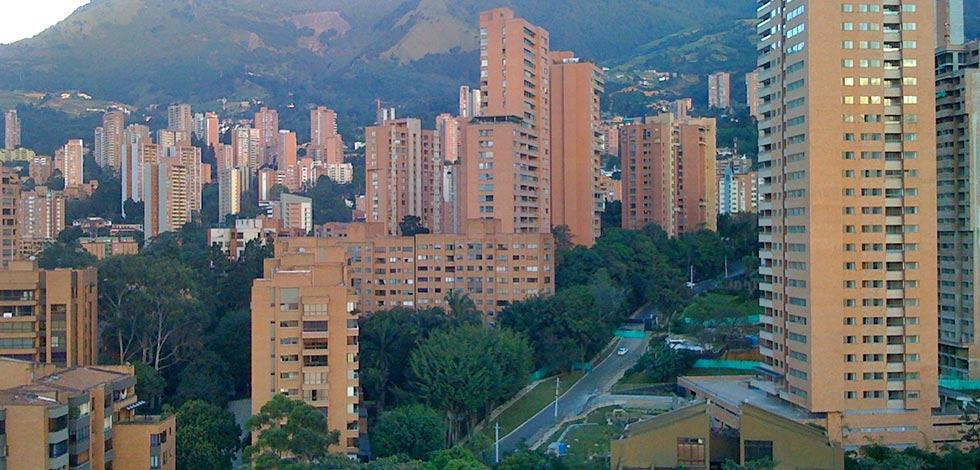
[37,241,98,269]
[46,169,65,190]
[399,215,430,236]
[133,361,166,411]
[176,400,241,470]
[174,350,234,406]
[244,394,339,469]
[410,326,531,445]
[722,457,776,470]
[424,448,488,470]
[498,449,566,470]
[443,290,480,326]
[372,404,446,460]
[629,341,694,383]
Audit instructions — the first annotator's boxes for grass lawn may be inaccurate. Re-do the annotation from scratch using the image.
[551,406,663,465]
[484,371,585,439]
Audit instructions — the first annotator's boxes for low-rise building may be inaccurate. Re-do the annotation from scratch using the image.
[78,237,140,259]
[0,358,175,470]
[611,401,844,470]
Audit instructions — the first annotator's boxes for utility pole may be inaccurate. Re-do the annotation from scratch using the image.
[494,422,500,463]
[554,376,560,417]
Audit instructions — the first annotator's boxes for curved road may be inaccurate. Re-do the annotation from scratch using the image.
[496,333,648,454]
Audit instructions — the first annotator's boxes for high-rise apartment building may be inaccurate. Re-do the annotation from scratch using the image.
[231,126,263,174]
[471,8,552,234]
[251,245,362,456]
[277,130,298,169]
[254,107,279,166]
[755,0,938,447]
[746,68,763,119]
[16,186,65,257]
[675,118,717,233]
[936,0,964,50]
[936,34,979,377]
[718,169,759,215]
[4,109,20,150]
[0,260,97,367]
[365,118,443,235]
[57,139,84,187]
[275,193,313,234]
[205,112,220,149]
[143,161,190,240]
[436,113,459,164]
[219,166,249,222]
[96,110,125,171]
[120,125,152,211]
[310,106,344,165]
[550,52,605,246]
[707,71,731,109]
[1,167,20,267]
[0,359,176,470]
[167,104,193,132]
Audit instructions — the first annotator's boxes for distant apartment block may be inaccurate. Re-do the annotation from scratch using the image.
[365,118,444,235]
[57,139,84,188]
[310,106,344,165]
[707,72,731,109]
[77,236,139,260]
[16,186,65,258]
[1,167,20,267]
[4,109,20,150]
[167,104,193,133]
[273,193,313,234]
[219,166,249,222]
[746,69,763,119]
[0,261,97,367]
[143,162,190,240]
[619,115,717,235]
[96,110,125,171]
[718,169,759,215]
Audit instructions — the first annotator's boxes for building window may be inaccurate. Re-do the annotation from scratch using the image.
[744,440,774,463]
[677,437,706,467]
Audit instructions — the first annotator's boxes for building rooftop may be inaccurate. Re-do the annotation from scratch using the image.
[679,375,822,423]
[0,389,64,407]
[33,366,132,392]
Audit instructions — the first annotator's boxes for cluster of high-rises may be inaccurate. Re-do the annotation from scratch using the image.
[0,260,174,469]
[669,0,980,453]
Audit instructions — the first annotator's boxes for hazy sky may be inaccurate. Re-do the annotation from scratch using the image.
[0,0,90,45]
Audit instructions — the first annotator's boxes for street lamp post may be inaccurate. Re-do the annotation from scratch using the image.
[494,422,500,463]
[554,376,560,418]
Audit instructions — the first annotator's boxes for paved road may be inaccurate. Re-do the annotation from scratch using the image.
[496,333,648,454]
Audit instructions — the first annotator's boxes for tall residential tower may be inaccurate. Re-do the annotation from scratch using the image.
[755,0,938,447]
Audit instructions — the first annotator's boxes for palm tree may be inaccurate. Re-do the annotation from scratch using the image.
[444,290,481,326]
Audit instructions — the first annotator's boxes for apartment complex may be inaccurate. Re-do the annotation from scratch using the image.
[755,0,939,447]
[718,169,759,215]
[936,37,980,379]
[254,107,279,166]
[301,219,554,318]
[707,71,731,109]
[16,186,65,258]
[0,261,98,367]
[549,52,605,246]
[0,358,175,470]
[167,104,193,133]
[143,161,191,240]
[4,109,19,150]
[95,110,125,171]
[310,106,344,165]
[251,245,362,456]
[218,165,249,222]
[58,139,84,188]
[619,115,718,235]
[1,167,19,267]
[364,118,443,235]
[746,68,763,119]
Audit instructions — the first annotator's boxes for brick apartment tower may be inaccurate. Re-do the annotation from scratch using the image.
[4,109,20,150]
[143,161,190,240]
[311,106,345,165]
[97,110,125,171]
[251,245,362,456]
[550,52,605,246]
[0,261,98,367]
[619,116,676,235]
[205,112,220,150]
[708,71,731,109]
[167,104,193,133]
[58,139,84,187]
[365,118,443,235]
[1,167,20,267]
[675,118,717,233]
[466,8,551,234]
[756,0,938,447]
[254,107,279,166]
